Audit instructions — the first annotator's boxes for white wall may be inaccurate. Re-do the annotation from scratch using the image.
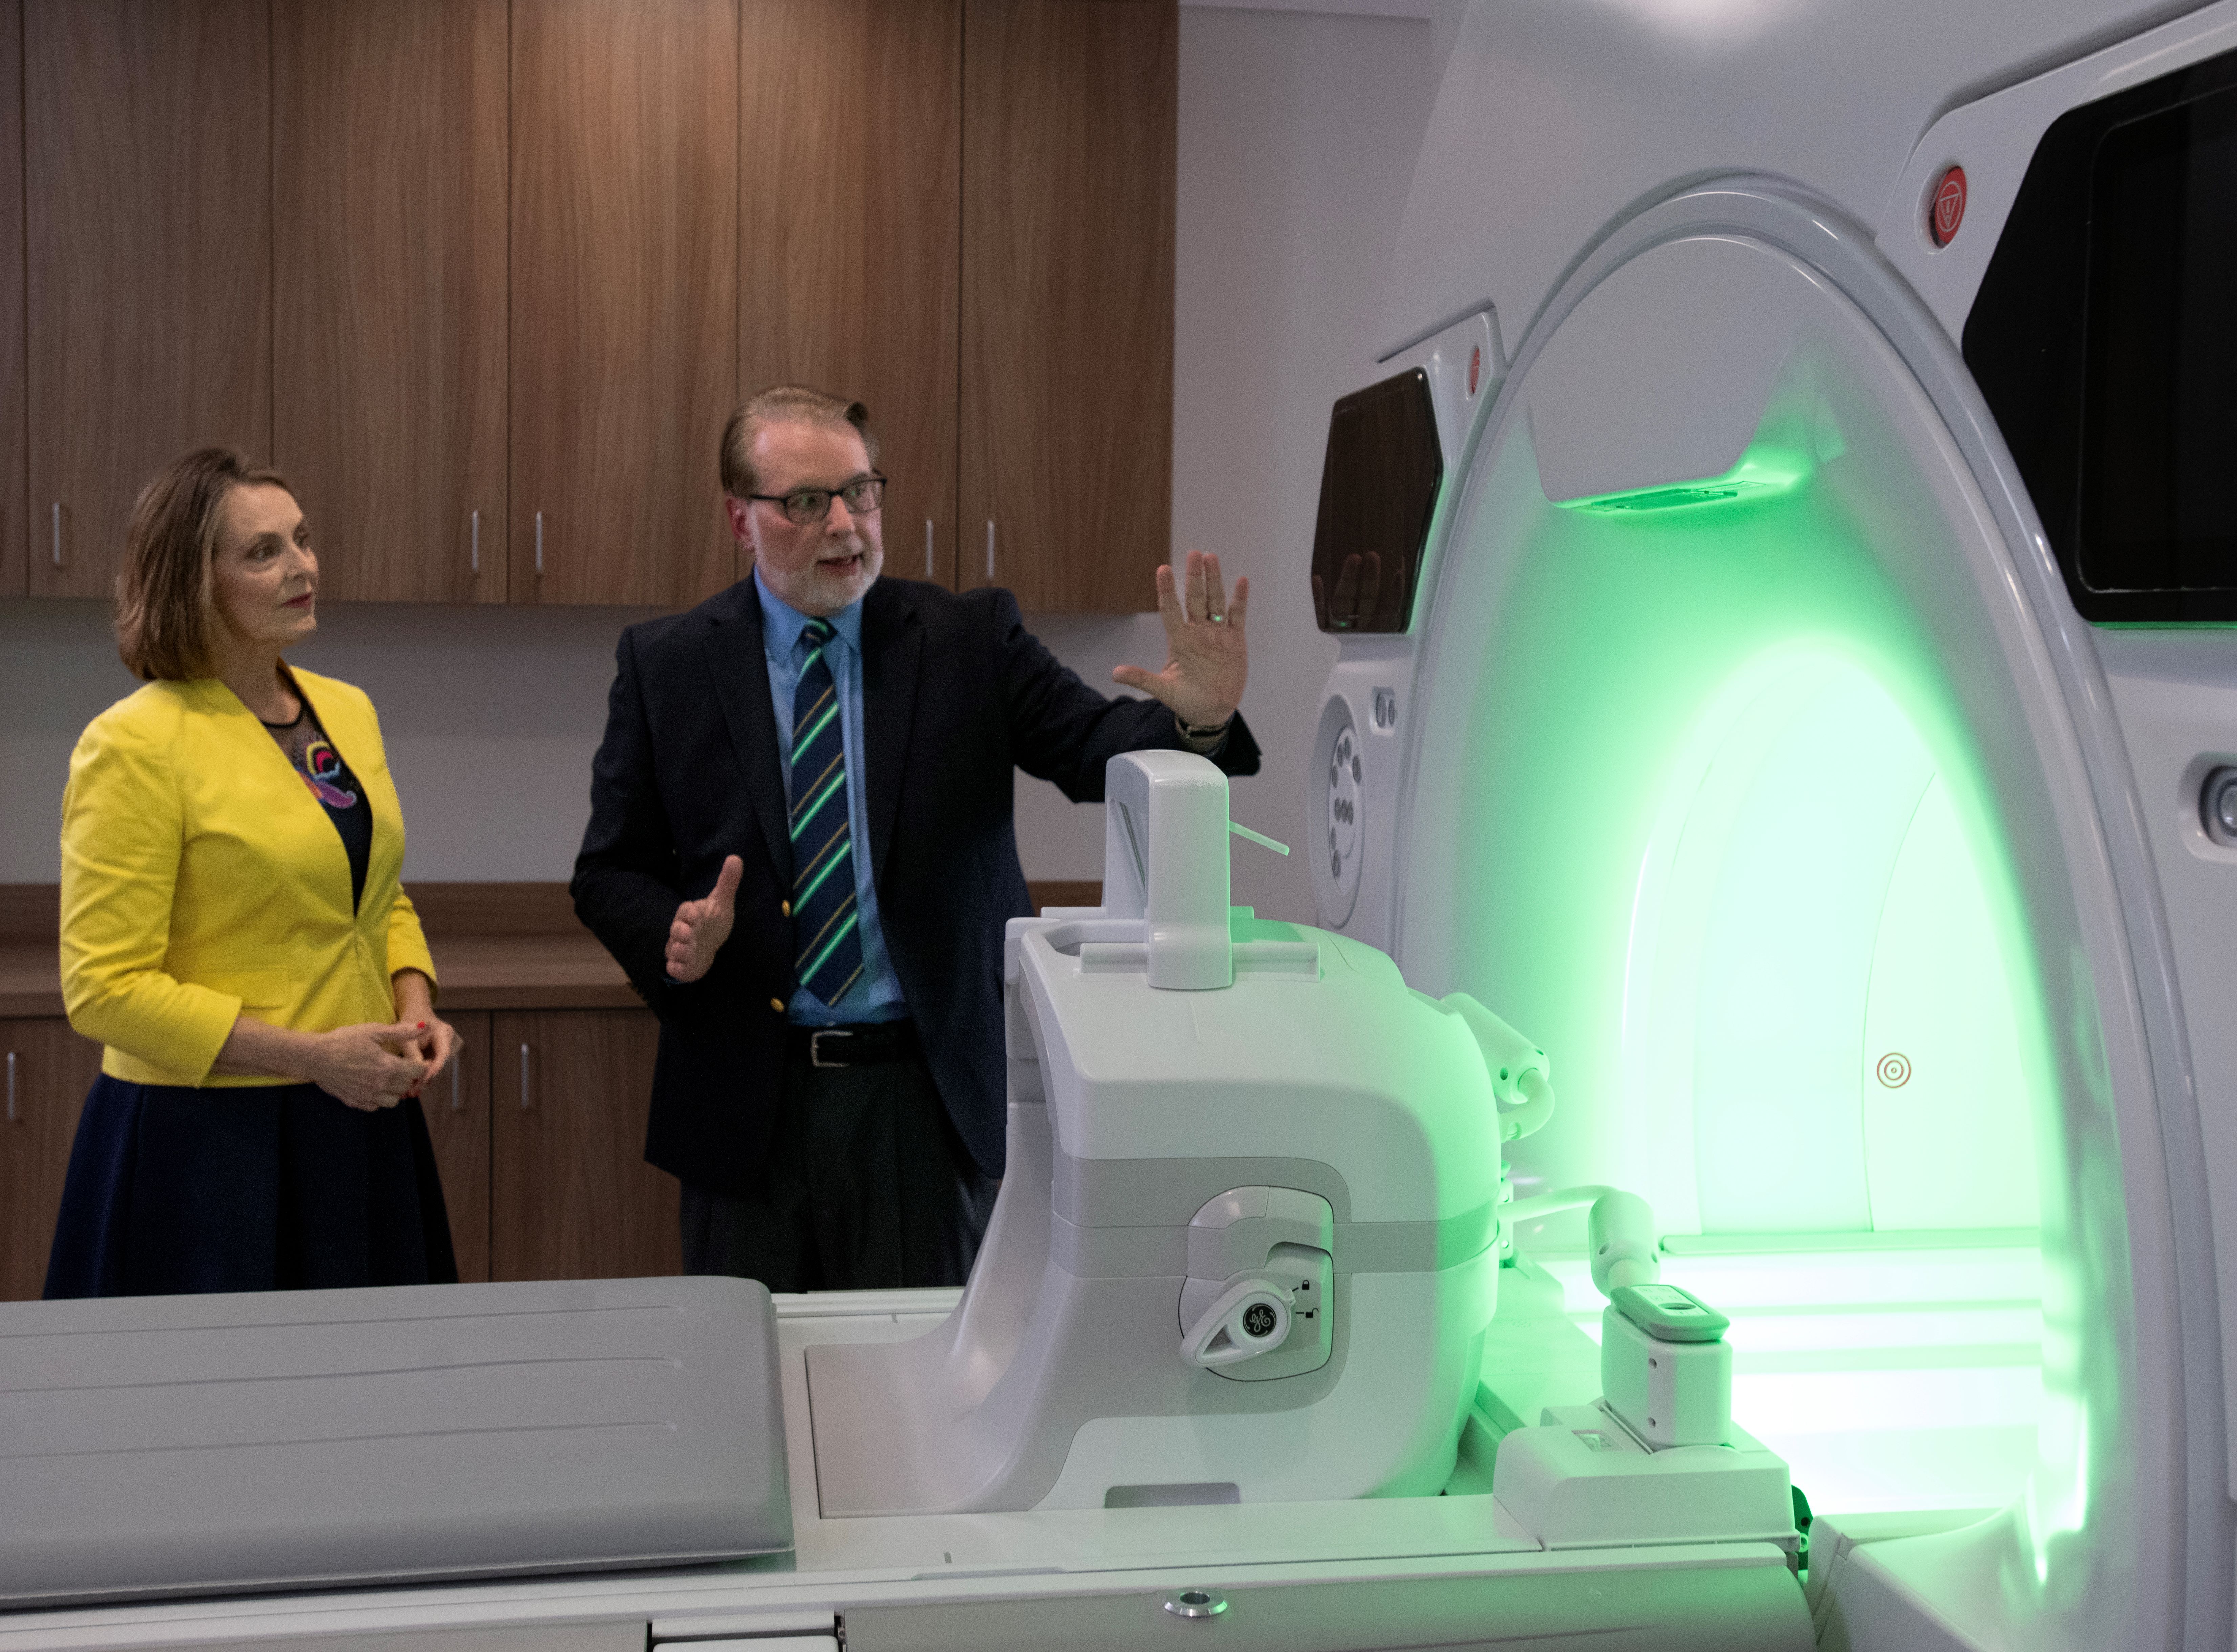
[1019,5,1441,921]
[0,6,1440,920]
[0,599,667,883]
[0,601,136,881]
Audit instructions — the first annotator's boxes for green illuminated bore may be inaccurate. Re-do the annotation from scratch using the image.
[1412,390,2066,1520]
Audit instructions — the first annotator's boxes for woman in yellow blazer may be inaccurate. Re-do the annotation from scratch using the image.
[46,448,462,1295]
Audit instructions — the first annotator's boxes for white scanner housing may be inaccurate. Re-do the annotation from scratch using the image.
[805,751,1532,1512]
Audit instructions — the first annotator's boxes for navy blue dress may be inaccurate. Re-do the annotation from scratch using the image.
[44,693,457,1297]
[43,1078,457,1296]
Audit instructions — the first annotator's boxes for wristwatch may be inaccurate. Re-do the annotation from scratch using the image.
[1176,712,1234,750]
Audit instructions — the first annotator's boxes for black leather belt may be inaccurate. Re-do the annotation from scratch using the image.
[787,1020,919,1069]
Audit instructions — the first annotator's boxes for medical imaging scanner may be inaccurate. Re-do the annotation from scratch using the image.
[7,2,2237,1648]
[1309,1,2237,1648]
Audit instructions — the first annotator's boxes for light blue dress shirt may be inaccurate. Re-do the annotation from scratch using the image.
[754,568,908,1026]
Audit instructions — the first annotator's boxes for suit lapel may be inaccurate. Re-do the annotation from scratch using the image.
[860,580,923,888]
[702,587,794,887]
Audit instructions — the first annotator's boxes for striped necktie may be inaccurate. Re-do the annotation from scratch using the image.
[789,618,864,1006]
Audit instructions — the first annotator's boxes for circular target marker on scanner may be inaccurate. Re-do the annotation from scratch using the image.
[1876,1052,1912,1088]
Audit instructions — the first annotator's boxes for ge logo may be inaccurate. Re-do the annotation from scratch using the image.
[1242,1303,1278,1339]
[1876,1052,1913,1088]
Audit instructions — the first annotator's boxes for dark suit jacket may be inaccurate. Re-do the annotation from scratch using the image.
[570,575,1262,1190]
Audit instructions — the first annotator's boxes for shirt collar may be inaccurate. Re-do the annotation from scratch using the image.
[753,565,865,661]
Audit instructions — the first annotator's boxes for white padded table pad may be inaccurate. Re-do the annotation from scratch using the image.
[0,1275,790,1608]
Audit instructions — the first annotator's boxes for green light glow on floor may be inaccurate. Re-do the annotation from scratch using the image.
[1531,1246,2044,1513]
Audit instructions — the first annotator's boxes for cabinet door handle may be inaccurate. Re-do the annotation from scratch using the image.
[5,1052,15,1124]
[518,1042,532,1109]
[470,508,481,575]
[925,518,934,579]
[985,520,995,581]
[534,511,545,577]
[450,1057,464,1113]
[50,503,61,568]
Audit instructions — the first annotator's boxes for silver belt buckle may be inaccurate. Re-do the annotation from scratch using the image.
[809,1029,852,1069]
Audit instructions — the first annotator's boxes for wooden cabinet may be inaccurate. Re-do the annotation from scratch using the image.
[0,1012,500,1299]
[739,0,962,589]
[0,1,24,599]
[25,0,272,599]
[422,1009,492,1283]
[510,0,738,606]
[1,1018,101,1301]
[6,0,1174,612]
[960,0,1176,612]
[0,1003,669,1297]
[274,0,509,604]
[491,1009,678,1281]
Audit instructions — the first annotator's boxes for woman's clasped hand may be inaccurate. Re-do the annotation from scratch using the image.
[307,1020,443,1112]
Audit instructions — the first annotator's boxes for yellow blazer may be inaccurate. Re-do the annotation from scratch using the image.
[59,668,437,1087]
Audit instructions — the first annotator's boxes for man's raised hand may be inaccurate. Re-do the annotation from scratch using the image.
[1110,549,1249,729]
[666,855,743,983]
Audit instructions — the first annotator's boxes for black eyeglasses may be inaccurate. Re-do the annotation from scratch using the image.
[746,475,887,525]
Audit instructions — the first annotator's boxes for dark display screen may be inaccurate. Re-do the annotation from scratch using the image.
[1309,368,1443,634]
[2081,83,2237,595]
[1966,44,2237,620]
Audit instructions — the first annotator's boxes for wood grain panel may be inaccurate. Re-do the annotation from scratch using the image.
[1029,879,1100,912]
[511,0,739,606]
[0,884,57,945]
[275,0,508,603]
[0,1,25,598]
[739,0,960,589]
[3,883,643,1017]
[0,950,61,1018]
[426,938,638,1012]
[23,879,1101,941]
[491,1009,679,1281]
[423,1009,491,1283]
[26,0,271,599]
[1,939,636,1018]
[410,881,589,939]
[960,0,1175,612]
[1,1017,101,1300]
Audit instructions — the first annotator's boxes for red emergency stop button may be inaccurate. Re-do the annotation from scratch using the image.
[1929,166,1967,247]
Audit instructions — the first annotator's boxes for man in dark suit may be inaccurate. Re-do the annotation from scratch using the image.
[572,385,1260,1290]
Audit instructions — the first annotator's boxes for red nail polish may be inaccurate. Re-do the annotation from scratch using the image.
[417,1021,427,1029]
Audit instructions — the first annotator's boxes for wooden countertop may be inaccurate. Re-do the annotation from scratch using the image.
[0,943,69,1018]
[0,883,637,1018]
[0,879,1101,1022]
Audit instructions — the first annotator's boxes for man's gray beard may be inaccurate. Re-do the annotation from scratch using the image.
[763,539,882,614]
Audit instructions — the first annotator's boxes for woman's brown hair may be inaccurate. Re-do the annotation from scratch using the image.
[113,448,291,681]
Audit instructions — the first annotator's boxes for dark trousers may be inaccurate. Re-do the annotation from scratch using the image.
[680,1047,997,1292]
